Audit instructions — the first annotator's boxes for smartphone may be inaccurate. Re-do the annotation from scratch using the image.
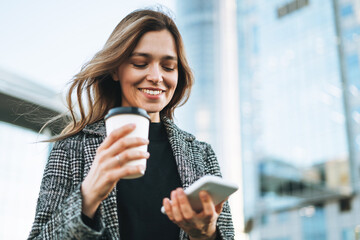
[161,175,238,214]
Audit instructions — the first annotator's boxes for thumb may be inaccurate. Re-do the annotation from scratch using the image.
[215,197,228,214]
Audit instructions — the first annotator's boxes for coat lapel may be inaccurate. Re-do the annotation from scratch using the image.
[162,116,197,189]
[162,116,199,239]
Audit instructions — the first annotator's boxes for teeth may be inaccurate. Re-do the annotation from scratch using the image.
[141,89,162,95]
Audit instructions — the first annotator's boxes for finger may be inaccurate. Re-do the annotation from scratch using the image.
[106,136,149,157]
[99,124,136,151]
[199,191,215,219]
[176,188,194,220]
[171,189,184,222]
[112,164,145,180]
[93,164,145,198]
[163,198,174,220]
[110,149,149,169]
[215,198,227,214]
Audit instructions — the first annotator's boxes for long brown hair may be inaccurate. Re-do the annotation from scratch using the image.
[46,9,194,141]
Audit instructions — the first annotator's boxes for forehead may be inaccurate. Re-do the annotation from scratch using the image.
[133,30,177,57]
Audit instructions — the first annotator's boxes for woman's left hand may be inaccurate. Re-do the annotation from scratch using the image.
[163,188,225,240]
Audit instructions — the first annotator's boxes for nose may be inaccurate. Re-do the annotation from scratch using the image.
[146,64,163,83]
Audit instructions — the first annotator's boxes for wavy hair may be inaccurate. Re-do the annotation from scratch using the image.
[46,9,194,141]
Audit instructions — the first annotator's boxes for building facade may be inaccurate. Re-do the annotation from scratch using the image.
[175,0,222,155]
[176,0,360,239]
[237,0,360,239]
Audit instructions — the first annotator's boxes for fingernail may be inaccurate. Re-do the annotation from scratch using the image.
[177,188,184,195]
[200,191,208,200]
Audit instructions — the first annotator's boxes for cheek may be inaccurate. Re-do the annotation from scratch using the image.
[169,74,178,90]
[119,75,140,91]
[119,67,143,85]
[167,79,178,101]
[119,80,137,99]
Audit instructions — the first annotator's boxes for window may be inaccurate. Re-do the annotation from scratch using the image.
[277,211,289,222]
[261,214,269,225]
[341,227,356,240]
[339,198,352,212]
[341,5,353,17]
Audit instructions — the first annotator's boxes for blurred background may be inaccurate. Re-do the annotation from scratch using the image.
[1,0,360,239]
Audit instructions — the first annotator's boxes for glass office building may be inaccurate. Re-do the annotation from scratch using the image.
[175,0,223,157]
[237,0,360,239]
[337,0,360,189]
[175,0,360,238]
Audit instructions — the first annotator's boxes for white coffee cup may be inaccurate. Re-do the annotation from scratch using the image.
[105,107,150,179]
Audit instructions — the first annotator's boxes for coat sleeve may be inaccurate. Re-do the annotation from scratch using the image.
[27,139,105,240]
[203,143,235,240]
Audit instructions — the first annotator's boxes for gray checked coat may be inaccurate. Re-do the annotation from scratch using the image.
[28,116,235,239]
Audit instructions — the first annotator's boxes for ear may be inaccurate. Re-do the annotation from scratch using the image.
[112,70,119,81]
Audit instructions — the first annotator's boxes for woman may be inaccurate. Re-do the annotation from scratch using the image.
[28,9,234,240]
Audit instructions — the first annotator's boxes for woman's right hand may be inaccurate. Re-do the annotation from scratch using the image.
[81,123,149,218]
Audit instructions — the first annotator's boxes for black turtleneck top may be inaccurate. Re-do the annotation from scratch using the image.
[116,122,182,240]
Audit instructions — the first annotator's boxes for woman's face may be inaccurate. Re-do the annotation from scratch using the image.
[112,30,178,122]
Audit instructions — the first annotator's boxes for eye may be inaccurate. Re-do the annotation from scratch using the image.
[163,66,175,71]
[133,63,147,68]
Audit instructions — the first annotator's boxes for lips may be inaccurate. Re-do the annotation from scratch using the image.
[139,88,165,96]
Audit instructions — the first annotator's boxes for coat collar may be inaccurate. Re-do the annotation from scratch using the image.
[82,119,106,137]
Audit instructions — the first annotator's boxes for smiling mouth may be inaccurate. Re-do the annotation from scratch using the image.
[139,88,164,96]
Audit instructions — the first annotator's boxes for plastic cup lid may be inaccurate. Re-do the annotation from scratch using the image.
[105,107,150,120]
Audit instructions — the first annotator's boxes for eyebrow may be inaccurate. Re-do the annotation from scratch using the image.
[130,52,177,61]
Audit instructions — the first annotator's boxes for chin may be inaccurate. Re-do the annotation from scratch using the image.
[143,100,166,108]
[142,105,164,114]
[145,109,163,114]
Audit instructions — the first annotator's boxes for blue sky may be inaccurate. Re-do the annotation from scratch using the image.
[0,0,175,92]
